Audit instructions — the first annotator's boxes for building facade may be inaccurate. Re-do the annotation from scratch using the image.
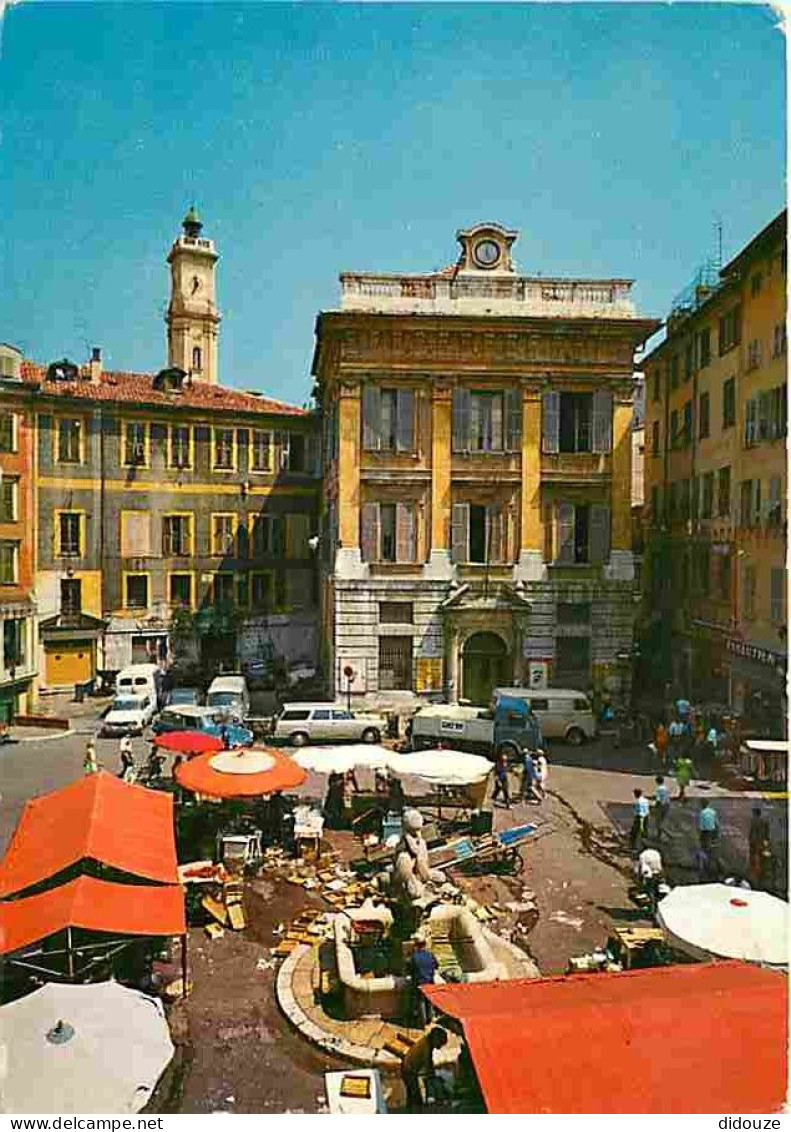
[14,211,320,689]
[641,210,787,734]
[313,224,659,706]
[0,343,38,719]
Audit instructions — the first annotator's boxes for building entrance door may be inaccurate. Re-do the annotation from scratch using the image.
[462,632,510,705]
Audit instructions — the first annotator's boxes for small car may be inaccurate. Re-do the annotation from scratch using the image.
[101,694,157,738]
[151,704,253,747]
[272,702,387,747]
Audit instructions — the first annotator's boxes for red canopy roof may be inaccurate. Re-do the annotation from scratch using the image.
[0,876,185,954]
[426,961,788,1114]
[0,772,179,898]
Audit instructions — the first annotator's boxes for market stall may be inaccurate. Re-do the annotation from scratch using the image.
[656,883,789,968]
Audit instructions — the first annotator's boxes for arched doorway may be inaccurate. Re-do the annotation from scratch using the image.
[462,632,510,705]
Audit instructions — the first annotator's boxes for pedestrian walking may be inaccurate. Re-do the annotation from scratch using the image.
[536,752,548,800]
[655,722,669,768]
[698,799,719,852]
[492,749,511,808]
[653,775,670,839]
[675,753,693,801]
[630,788,650,850]
[521,749,538,803]
[83,738,99,775]
[118,735,135,782]
[409,932,440,1028]
[748,806,771,888]
[668,717,685,762]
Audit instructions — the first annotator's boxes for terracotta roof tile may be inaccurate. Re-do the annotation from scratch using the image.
[19,362,308,419]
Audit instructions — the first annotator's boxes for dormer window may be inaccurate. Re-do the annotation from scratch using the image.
[152,367,187,393]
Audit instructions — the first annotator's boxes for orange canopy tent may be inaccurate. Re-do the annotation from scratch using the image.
[174,747,306,799]
[0,771,179,898]
[425,961,788,1114]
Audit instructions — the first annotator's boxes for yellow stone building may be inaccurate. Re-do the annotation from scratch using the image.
[641,210,787,733]
[313,224,658,706]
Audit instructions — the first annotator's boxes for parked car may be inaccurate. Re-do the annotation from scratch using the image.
[206,675,250,719]
[116,664,161,704]
[493,687,597,746]
[169,686,203,707]
[100,694,157,738]
[151,704,253,747]
[273,703,387,747]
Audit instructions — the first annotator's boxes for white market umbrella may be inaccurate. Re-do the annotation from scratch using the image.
[657,884,789,969]
[293,744,394,775]
[1,981,174,1114]
[293,744,492,786]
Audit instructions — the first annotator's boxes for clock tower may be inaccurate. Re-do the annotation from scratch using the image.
[166,206,221,384]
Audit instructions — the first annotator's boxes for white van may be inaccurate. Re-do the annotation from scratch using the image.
[493,687,597,746]
[206,675,250,720]
[116,664,161,704]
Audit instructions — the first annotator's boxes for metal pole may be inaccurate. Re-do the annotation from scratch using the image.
[346,676,351,713]
[66,925,75,981]
[181,933,188,997]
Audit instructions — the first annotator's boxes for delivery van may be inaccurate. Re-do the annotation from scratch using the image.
[493,687,597,746]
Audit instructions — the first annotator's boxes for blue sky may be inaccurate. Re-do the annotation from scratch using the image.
[1,2,785,404]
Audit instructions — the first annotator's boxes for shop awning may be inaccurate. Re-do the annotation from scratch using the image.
[0,875,186,955]
[0,772,179,898]
[425,961,788,1114]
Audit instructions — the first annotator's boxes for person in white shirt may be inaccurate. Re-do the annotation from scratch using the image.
[535,752,548,800]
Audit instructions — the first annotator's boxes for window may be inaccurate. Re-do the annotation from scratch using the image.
[60,578,81,615]
[281,708,310,722]
[192,345,202,372]
[378,636,413,690]
[668,482,677,523]
[275,572,287,609]
[251,572,273,610]
[670,409,679,448]
[212,573,234,606]
[682,401,693,446]
[0,477,17,523]
[747,339,762,371]
[555,637,591,680]
[58,512,82,557]
[282,432,307,473]
[454,387,522,453]
[717,467,731,520]
[450,502,505,564]
[57,418,82,464]
[742,562,756,619]
[773,323,787,358]
[650,485,660,523]
[285,513,311,559]
[123,422,147,467]
[769,384,787,438]
[554,502,610,565]
[770,568,786,624]
[651,420,660,457]
[169,426,192,469]
[683,341,694,383]
[125,574,149,609]
[212,514,237,556]
[213,428,235,470]
[670,356,680,390]
[162,515,192,557]
[751,271,763,297]
[361,501,417,563]
[169,573,193,608]
[379,602,413,624]
[768,477,783,527]
[757,392,772,442]
[719,551,732,603]
[557,602,591,625]
[3,618,24,669]
[120,512,151,557]
[250,430,272,473]
[680,479,691,522]
[0,413,16,454]
[745,398,757,446]
[541,391,612,455]
[699,392,710,439]
[702,472,714,520]
[698,328,711,369]
[740,481,753,528]
[236,573,250,609]
[0,541,18,584]
[250,514,281,558]
[651,372,660,403]
[722,378,736,428]
[719,306,742,355]
[363,386,415,453]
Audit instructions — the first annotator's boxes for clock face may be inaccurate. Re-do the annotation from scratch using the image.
[474,239,501,267]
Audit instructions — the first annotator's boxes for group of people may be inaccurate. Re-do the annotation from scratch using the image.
[82,735,168,785]
[492,747,548,808]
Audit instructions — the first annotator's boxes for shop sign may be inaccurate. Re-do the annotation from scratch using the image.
[416,657,443,693]
[726,638,786,669]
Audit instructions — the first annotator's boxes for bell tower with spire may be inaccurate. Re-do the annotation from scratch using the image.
[166,206,221,384]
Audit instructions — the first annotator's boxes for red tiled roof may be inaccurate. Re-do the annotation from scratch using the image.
[19,362,308,418]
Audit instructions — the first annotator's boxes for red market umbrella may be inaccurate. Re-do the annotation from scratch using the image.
[174,747,307,799]
[154,731,224,756]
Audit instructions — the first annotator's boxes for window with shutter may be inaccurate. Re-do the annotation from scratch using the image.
[753,480,762,527]
[589,505,611,564]
[451,502,470,562]
[487,505,505,563]
[557,502,575,563]
[396,389,415,453]
[758,392,771,441]
[768,477,782,526]
[770,568,786,623]
[362,384,380,451]
[380,503,397,561]
[699,392,710,439]
[452,388,471,453]
[505,388,522,451]
[395,502,416,562]
[271,516,285,557]
[745,398,757,446]
[361,502,379,563]
[286,513,310,559]
[542,392,560,454]
[592,391,613,453]
[121,512,150,557]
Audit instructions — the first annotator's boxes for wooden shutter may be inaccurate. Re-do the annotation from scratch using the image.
[361,502,379,562]
[396,389,414,453]
[753,480,762,526]
[542,392,560,454]
[745,399,757,444]
[505,388,522,451]
[557,502,575,563]
[306,434,320,475]
[396,502,416,562]
[451,502,469,563]
[271,516,285,557]
[592,390,613,453]
[491,394,504,452]
[769,476,782,523]
[452,388,471,453]
[362,384,380,451]
[121,512,151,557]
[758,391,771,441]
[487,505,504,563]
[589,505,611,564]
